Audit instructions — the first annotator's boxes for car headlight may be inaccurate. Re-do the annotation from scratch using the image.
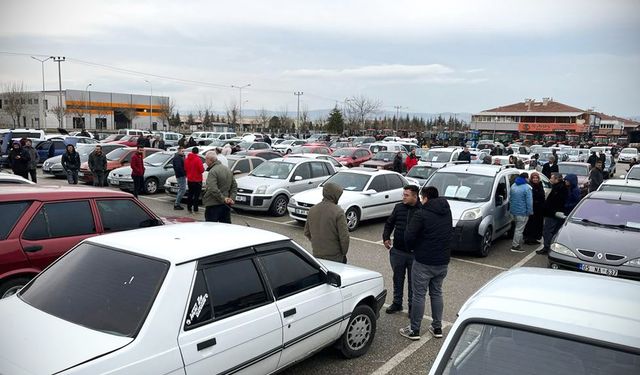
[550,243,577,258]
[623,258,640,267]
[289,198,297,206]
[460,207,482,221]
[255,185,268,194]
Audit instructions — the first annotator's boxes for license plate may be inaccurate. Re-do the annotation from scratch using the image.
[170,187,178,193]
[78,172,84,177]
[236,195,247,202]
[109,179,118,185]
[579,264,618,277]
[294,208,308,215]
[43,166,50,171]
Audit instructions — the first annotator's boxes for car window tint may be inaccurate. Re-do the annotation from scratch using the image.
[54,141,66,150]
[204,259,269,319]
[259,250,323,299]
[368,175,388,192]
[252,158,264,168]
[184,270,213,329]
[97,199,157,232]
[0,201,31,240]
[122,152,133,163]
[293,163,311,180]
[234,159,250,173]
[310,162,330,178]
[385,174,405,190]
[36,141,51,150]
[23,201,95,240]
[496,176,508,199]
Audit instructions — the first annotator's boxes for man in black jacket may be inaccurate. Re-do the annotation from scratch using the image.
[401,186,453,340]
[382,185,421,315]
[61,144,81,184]
[457,146,471,162]
[537,173,568,254]
[8,142,30,179]
[88,145,107,187]
[541,155,558,179]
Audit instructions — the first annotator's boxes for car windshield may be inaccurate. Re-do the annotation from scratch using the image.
[558,164,589,176]
[571,198,640,229]
[621,148,637,154]
[428,172,494,202]
[407,166,437,180]
[424,150,453,162]
[566,149,581,155]
[599,184,640,194]
[627,167,640,180]
[372,151,397,161]
[144,152,172,167]
[106,148,128,161]
[279,140,295,145]
[322,172,370,191]
[19,243,168,337]
[250,161,293,179]
[332,149,354,157]
[238,141,252,149]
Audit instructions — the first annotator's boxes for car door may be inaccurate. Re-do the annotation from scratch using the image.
[19,200,98,272]
[288,162,314,194]
[35,141,52,161]
[382,174,405,216]
[95,198,160,232]
[362,175,390,218]
[255,244,343,370]
[178,256,282,374]
[493,175,510,235]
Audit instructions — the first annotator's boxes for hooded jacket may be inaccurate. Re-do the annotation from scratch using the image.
[304,183,350,262]
[405,197,453,266]
[185,153,204,182]
[588,167,603,193]
[382,200,422,252]
[8,144,30,174]
[405,154,418,171]
[564,173,581,215]
[202,160,237,207]
[543,180,568,217]
[509,176,533,216]
[392,154,403,173]
[61,146,80,171]
[172,152,186,178]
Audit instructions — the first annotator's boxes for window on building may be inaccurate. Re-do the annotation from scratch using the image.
[34,99,38,105]
[0,98,2,109]
[73,117,85,129]
[28,99,32,105]
[44,99,48,110]
[96,118,107,130]
[21,99,26,105]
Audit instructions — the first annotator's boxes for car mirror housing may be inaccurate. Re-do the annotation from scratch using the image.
[294,175,303,181]
[496,195,504,206]
[233,170,242,175]
[325,270,341,287]
[363,189,377,195]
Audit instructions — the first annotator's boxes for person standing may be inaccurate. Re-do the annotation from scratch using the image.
[524,172,545,245]
[509,172,533,253]
[383,185,421,314]
[263,133,272,146]
[401,186,453,340]
[23,139,38,183]
[61,144,80,184]
[393,152,404,173]
[88,144,107,187]
[587,151,597,168]
[588,160,604,192]
[457,146,471,162]
[564,174,581,214]
[131,146,145,197]
[537,173,567,255]
[541,155,558,179]
[172,146,187,210]
[405,149,418,171]
[178,134,187,148]
[202,151,237,223]
[304,182,350,263]
[8,142,30,179]
[185,147,204,213]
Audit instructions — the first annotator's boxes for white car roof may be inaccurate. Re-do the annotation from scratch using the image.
[427,147,461,152]
[341,167,399,176]
[436,163,510,177]
[600,179,640,187]
[87,223,288,264]
[458,268,640,348]
[0,172,35,184]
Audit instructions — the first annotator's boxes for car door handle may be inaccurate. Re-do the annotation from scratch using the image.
[197,337,217,351]
[24,245,43,253]
[385,195,389,198]
[283,308,297,318]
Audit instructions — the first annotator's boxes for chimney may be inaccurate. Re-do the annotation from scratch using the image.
[542,97,551,106]
[524,98,533,111]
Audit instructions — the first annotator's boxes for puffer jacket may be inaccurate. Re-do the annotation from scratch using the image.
[564,174,581,215]
[405,197,453,266]
[61,148,81,171]
[185,153,204,182]
[405,154,418,171]
[509,176,533,216]
[382,201,421,252]
[304,183,350,262]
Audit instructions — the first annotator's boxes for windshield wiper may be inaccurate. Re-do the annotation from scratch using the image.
[579,218,626,229]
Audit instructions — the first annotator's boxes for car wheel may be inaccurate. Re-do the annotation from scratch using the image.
[0,277,31,299]
[340,304,376,358]
[345,207,360,232]
[144,177,159,194]
[269,194,289,216]
[478,227,492,257]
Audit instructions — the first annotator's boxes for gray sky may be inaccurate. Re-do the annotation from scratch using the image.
[1,0,639,117]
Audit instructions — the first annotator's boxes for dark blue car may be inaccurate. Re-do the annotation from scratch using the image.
[34,136,98,164]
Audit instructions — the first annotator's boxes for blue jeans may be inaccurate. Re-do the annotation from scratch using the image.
[410,261,448,333]
[66,169,78,184]
[390,248,413,309]
[543,216,564,250]
[175,176,187,206]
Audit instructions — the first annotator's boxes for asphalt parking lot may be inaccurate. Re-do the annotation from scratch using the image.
[31,163,631,374]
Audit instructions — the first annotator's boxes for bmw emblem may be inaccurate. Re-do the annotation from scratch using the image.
[597,253,603,260]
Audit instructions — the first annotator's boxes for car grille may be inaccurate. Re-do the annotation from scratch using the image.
[577,249,627,263]
[577,249,596,258]
[237,188,253,194]
[298,202,314,208]
[605,253,626,262]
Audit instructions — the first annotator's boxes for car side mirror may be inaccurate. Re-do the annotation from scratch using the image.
[352,155,357,160]
[495,195,504,206]
[294,175,303,181]
[363,189,377,195]
[325,270,341,287]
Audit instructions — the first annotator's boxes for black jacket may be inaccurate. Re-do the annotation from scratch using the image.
[541,162,558,179]
[382,201,421,252]
[392,155,403,173]
[61,151,81,171]
[543,182,568,217]
[587,153,597,167]
[173,153,186,178]
[457,151,471,162]
[405,197,453,266]
[9,147,30,174]
[88,151,107,172]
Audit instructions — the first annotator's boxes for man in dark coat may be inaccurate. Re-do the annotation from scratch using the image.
[172,146,187,210]
[537,173,567,254]
[541,155,558,179]
[131,146,145,197]
[8,142,30,179]
[304,183,350,263]
[61,144,81,184]
[88,144,108,187]
[393,152,404,173]
[588,160,604,193]
[457,146,471,162]
[587,151,597,168]
[23,139,38,183]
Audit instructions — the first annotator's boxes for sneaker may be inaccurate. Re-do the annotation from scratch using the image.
[385,304,402,314]
[536,247,549,255]
[510,245,525,253]
[174,205,184,210]
[399,326,420,341]
[429,326,443,338]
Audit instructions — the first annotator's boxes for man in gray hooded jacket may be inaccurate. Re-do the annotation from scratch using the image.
[304,182,350,263]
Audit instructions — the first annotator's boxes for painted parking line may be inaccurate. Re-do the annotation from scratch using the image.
[510,250,538,269]
[451,257,507,271]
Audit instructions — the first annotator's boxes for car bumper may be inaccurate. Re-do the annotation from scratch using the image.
[287,204,311,221]
[451,218,483,253]
[375,289,387,317]
[42,166,65,176]
[109,178,134,190]
[234,193,274,211]
[548,252,640,281]
[78,171,94,182]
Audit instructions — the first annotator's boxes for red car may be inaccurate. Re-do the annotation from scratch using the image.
[0,185,192,298]
[291,145,332,155]
[110,135,141,147]
[331,147,373,167]
[79,147,162,183]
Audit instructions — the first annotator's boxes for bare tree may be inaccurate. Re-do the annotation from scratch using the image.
[258,108,270,130]
[158,99,176,128]
[2,82,29,126]
[345,95,382,133]
[69,92,88,128]
[278,106,292,133]
[225,101,239,126]
[300,104,310,133]
[49,105,69,126]
[122,107,137,127]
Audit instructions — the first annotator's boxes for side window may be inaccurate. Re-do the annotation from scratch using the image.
[54,141,66,151]
[23,201,95,240]
[0,201,31,240]
[252,158,264,168]
[122,152,133,163]
[233,159,251,174]
[452,151,460,161]
[36,141,51,151]
[310,162,330,178]
[96,199,157,232]
[259,250,323,299]
[319,148,329,155]
[385,174,405,190]
[184,270,213,329]
[496,176,508,200]
[293,163,311,180]
[368,175,388,192]
[204,259,269,319]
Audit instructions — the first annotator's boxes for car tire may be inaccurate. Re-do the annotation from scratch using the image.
[340,304,376,358]
[269,194,289,216]
[478,227,492,257]
[286,149,292,154]
[345,207,360,232]
[0,277,31,299]
[144,177,159,194]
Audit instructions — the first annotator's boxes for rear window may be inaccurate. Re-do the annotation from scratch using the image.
[0,201,30,240]
[20,243,168,337]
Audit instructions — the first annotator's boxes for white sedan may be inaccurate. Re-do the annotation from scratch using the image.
[0,223,386,375]
[288,168,418,231]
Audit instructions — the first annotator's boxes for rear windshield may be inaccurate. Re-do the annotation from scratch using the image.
[20,243,168,337]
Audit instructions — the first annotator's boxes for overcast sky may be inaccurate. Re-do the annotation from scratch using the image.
[1,0,639,117]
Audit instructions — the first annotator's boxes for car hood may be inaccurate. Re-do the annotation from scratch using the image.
[446,199,485,226]
[321,260,382,286]
[292,187,363,207]
[0,296,132,375]
[555,220,640,263]
[237,175,287,190]
[111,166,133,176]
[362,160,392,167]
[44,155,63,164]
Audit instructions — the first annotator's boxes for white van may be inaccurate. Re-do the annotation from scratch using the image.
[117,129,151,137]
[368,142,405,154]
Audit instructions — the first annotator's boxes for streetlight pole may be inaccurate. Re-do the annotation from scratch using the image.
[51,56,66,127]
[85,83,92,129]
[493,116,498,141]
[393,105,403,133]
[144,80,153,130]
[31,56,51,129]
[231,84,251,131]
[294,91,303,133]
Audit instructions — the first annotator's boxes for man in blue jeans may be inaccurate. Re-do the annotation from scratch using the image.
[172,147,187,210]
[401,186,453,340]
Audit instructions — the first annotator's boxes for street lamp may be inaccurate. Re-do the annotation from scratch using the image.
[85,83,92,129]
[231,84,251,130]
[493,116,499,141]
[144,80,153,130]
[31,56,52,129]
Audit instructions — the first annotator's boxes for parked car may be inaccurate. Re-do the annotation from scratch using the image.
[290,145,332,155]
[597,178,640,194]
[0,172,35,184]
[361,151,408,171]
[79,147,162,184]
[100,134,125,143]
[0,185,192,298]
[622,164,640,180]
[151,131,182,148]
[34,136,98,163]
[235,149,283,160]
[417,147,463,168]
[0,128,47,166]
[110,134,142,147]
[351,136,376,146]
[368,142,406,154]
[288,169,415,231]
[272,139,306,154]
[405,165,439,187]
[235,158,336,216]
[285,153,349,171]
[331,148,373,167]
[237,141,271,151]
[557,162,590,196]
[566,148,590,162]
[617,147,638,163]
[42,143,125,178]
[428,267,640,375]
[548,191,640,281]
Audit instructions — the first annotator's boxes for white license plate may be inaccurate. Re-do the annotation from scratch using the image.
[78,172,84,177]
[294,208,308,215]
[109,179,118,185]
[236,195,247,202]
[43,166,50,171]
[579,264,618,277]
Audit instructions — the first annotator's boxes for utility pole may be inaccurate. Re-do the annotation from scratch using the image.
[51,56,65,127]
[231,84,251,130]
[85,83,92,129]
[393,105,403,133]
[144,80,153,130]
[31,56,51,129]
[294,91,303,133]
